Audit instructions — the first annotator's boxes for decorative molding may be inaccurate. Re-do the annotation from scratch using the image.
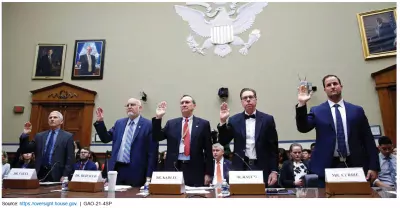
[48,90,78,99]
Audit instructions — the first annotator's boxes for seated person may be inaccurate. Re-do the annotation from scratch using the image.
[89,151,100,170]
[374,136,396,188]
[279,143,310,188]
[74,140,81,161]
[73,147,97,171]
[14,142,36,169]
[2,151,10,178]
[302,149,311,160]
[278,148,289,171]
[211,143,231,186]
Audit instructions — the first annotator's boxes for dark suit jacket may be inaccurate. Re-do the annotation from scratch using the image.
[73,160,98,171]
[93,116,159,187]
[20,130,75,181]
[279,160,310,188]
[13,161,36,169]
[218,110,279,185]
[152,116,213,186]
[38,54,57,76]
[79,54,96,75]
[296,101,380,178]
[211,159,232,183]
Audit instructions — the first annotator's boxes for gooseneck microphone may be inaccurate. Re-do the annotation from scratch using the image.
[39,161,60,182]
[173,161,179,172]
[336,150,348,168]
[233,152,252,171]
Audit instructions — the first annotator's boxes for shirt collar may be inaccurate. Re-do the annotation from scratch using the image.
[328,99,345,108]
[215,157,224,164]
[182,115,193,122]
[51,128,61,133]
[244,110,257,116]
[379,152,394,160]
[129,115,141,125]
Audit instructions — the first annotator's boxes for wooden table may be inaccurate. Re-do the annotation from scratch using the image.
[2,186,385,198]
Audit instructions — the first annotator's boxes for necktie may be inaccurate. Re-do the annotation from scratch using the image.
[334,104,347,156]
[80,162,84,170]
[385,157,396,185]
[183,118,191,156]
[44,130,55,165]
[245,114,255,120]
[48,56,51,63]
[22,163,28,169]
[122,120,135,163]
[216,161,223,184]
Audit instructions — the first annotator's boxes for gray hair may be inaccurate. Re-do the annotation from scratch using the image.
[49,111,64,121]
[212,143,224,151]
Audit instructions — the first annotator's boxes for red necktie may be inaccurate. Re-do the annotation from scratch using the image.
[80,162,84,170]
[183,118,191,156]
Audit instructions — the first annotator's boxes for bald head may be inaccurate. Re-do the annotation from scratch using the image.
[125,98,142,119]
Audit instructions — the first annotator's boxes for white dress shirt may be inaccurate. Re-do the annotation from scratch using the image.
[328,99,350,157]
[245,111,257,159]
[212,158,225,185]
[87,54,92,72]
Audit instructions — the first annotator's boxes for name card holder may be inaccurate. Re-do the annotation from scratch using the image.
[229,171,265,195]
[3,168,39,189]
[325,168,371,196]
[149,172,185,195]
[69,171,104,193]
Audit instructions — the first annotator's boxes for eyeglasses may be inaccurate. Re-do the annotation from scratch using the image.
[180,101,192,105]
[125,103,138,107]
[241,95,256,101]
[381,147,393,151]
[80,151,90,154]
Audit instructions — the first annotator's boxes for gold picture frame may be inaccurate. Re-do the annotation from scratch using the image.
[32,43,67,80]
[357,7,397,60]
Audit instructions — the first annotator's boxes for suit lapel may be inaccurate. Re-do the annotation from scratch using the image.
[344,101,352,138]
[115,118,129,152]
[131,116,143,144]
[255,111,263,143]
[41,131,50,156]
[52,130,63,154]
[190,116,200,143]
[322,101,335,131]
[239,113,246,140]
[174,118,182,149]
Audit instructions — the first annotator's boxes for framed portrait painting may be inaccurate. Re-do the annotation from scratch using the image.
[357,7,397,60]
[71,39,106,80]
[32,44,66,80]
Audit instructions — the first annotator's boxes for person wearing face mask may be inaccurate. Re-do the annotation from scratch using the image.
[153,95,213,187]
[93,98,159,187]
[279,144,310,188]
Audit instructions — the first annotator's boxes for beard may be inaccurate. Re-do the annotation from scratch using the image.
[127,112,135,117]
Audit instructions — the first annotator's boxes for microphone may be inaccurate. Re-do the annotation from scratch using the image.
[233,152,252,170]
[336,150,348,168]
[173,161,179,172]
[39,161,60,182]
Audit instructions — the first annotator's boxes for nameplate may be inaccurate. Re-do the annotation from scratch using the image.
[229,171,264,184]
[7,168,37,180]
[151,172,184,184]
[71,170,103,182]
[325,168,366,183]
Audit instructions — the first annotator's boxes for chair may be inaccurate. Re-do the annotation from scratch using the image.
[303,174,319,187]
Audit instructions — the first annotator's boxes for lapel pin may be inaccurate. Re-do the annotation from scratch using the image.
[139,126,141,128]
[196,125,198,128]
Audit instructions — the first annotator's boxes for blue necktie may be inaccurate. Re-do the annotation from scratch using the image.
[121,121,135,163]
[385,157,396,186]
[334,104,347,156]
[44,130,55,165]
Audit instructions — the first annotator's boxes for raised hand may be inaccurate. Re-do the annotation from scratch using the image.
[23,122,32,134]
[156,101,167,119]
[96,107,104,121]
[297,84,313,107]
[220,102,230,124]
